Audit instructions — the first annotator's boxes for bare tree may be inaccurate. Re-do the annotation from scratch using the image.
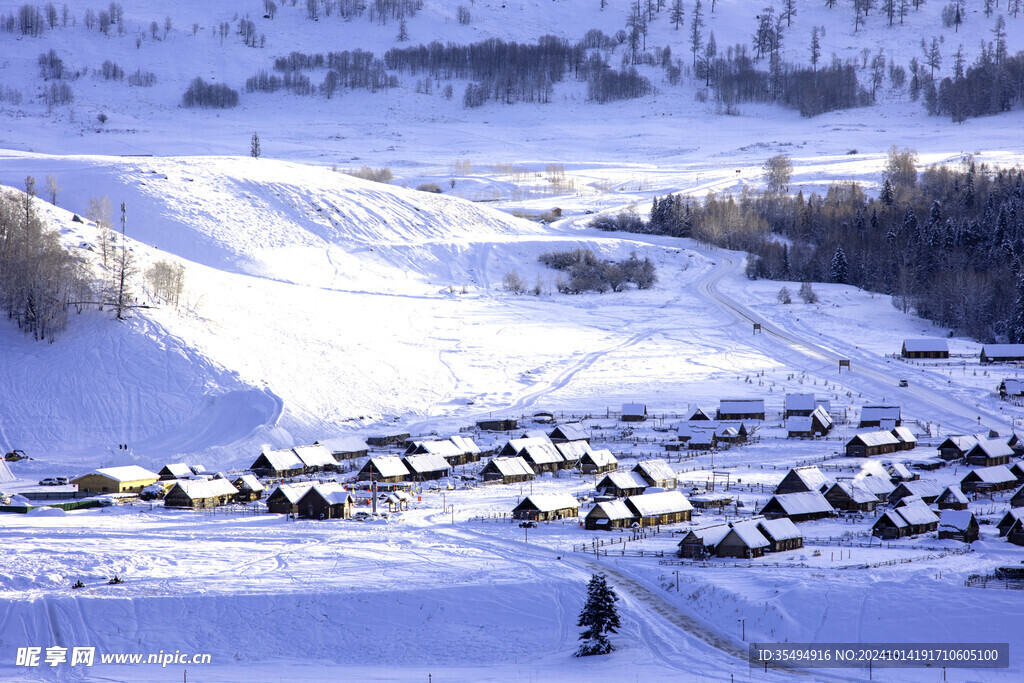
[763,153,793,193]
[45,174,61,205]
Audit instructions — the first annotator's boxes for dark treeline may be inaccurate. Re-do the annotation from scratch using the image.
[0,184,92,342]
[935,51,1024,122]
[538,248,657,294]
[608,161,1024,342]
[248,49,398,97]
[182,77,239,108]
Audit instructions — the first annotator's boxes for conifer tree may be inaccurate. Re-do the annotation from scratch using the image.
[576,574,621,657]
[831,246,848,284]
[250,132,261,159]
[1011,274,1024,344]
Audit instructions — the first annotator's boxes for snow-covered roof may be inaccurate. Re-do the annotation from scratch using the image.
[895,479,943,498]
[938,509,975,532]
[892,426,917,443]
[293,444,336,468]
[268,482,315,504]
[550,423,588,441]
[719,399,764,414]
[1003,379,1024,395]
[903,338,949,353]
[982,344,1024,358]
[767,491,834,515]
[517,492,578,513]
[756,517,802,542]
[727,520,770,548]
[968,438,1014,459]
[787,466,830,492]
[84,466,160,483]
[785,393,816,412]
[485,456,534,478]
[857,475,895,496]
[597,471,649,491]
[888,463,914,479]
[939,435,980,452]
[828,481,877,505]
[937,486,968,504]
[589,500,634,521]
[449,435,481,455]
[169,478,238,499]
[963,464,1016,484]
[849,430,901,448]
[233,474,265,492]
[860,406,901,422]
[786,416,813,432]
[633,459,676,482]
[256,448,304,471]
[626,490,692,516]
[518,442,563,466]
[403,453,452,474]
[556,440,592,461]
[366,455,410,479]
[684,405,713,420]
[893,500,939,526]
[877,510,908,529]
[520,429,552,441]
[160,463,193,478]
[407,439,462,458]
[504,436,551,454]
[307,483,352,505]
[316,435,368,453]
[582,448,617,468]
[621,402,647,416]
[687,428,716,444]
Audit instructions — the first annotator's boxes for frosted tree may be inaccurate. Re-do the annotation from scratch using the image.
[251,133,261,158]
[831,246,848,284]
[575,574,620,657]
[763,153,793,193]
[45,174,61,205]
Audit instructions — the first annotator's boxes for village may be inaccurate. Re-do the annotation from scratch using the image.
[4,337,1024,595]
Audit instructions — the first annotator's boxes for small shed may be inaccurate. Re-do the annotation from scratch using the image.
[888,462,917,482]
[232,474,265,502]
[858,405,902,428]
[511,493,579,521]
[845,431,901,458]
[356,456,411,483]
[756,517,803,552]
[935,486,969,510]
[632,459,677,489]
[297,484,354,520]
[716,520,770,559]
[316,435,369,460]
[965,438,1013,467]
[164,479,239,508]
[584,499,636,530]
[961,465,1018,493]
[549,423,589,444]
[937,510,979,543]
[901,338,949,359]
[596,471,649,498]
[717,399,765,420]
[775,466,831,495]
[621,403,648,422]
[759,491,835,523]
[981,344,1024,364]
[480,456,535,483]
[577,448,618,474]
[624,490,693,526]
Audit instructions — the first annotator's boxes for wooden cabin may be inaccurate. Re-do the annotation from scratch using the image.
[480,456,535,483]
[499,436,550,457]
[677,530,712,559]
[845,431,901,458]
[556,440,592,469]
[596,472,649,498]
[265,482,315,514]
[292,444,338,472]
[296,484,354,520]
[576,448,618,474]
[887,480,943,505]
[998,509,1024,537]
[518,442,566,473]
[356,456,411,483]
[937,510,979,543]
[717,399,765,420]
[893,499,940,535]
[405,439,464,466]
[935,486,969,510]
[621,403,648,422]
[891,427,918,451]
[685,406,714,421]
[901,338,949,359]
[232,474,265,502]
[402,453,453,481]
[72,466,160,494]
[158,463,194,481]
[250,448,306,478]
[549,423,589,444]
[1012,484,1024,508]
[1008,518,1024,546]
[715,521,770,559]
[366,432,411,447]
[873,510,910,540]
[981,344,1024,364]
[624,490,693,526]
[937,435,980,461]
[759,491,835,523]
[961,465,1018,494]
[888,462,918,483]
[965,438,1013,467]
[756,517,803,552]
[164,479,238,509]
[584,499,636,530]
[775,466,831,495]
[858,405,901,428]
[511,493,579,522]
[315,435,369,460]
[632,459,677,489]
[784,393,817,418]
[824,481,878,513]
[449,435,482,464]
[476,419,518,432]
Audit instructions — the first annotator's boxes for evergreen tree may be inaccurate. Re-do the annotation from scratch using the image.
[831,245,848,284]
[1011,274,1024,343]
[881,178,895,206]
[250,132,261,159]
[575,574,621,657]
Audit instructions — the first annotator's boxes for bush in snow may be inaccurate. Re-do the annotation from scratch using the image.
[502,270,526,295]
[777,286,792,304]
[416,183,442,193]
[799,281,818,304]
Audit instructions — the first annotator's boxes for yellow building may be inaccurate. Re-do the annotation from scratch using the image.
[72,465,160,494]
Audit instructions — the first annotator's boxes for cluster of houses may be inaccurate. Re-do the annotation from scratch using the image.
[900,337,1024,365]
[678,516,803,559]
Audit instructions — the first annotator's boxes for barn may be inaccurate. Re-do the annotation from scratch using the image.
[296,484,354,520]
[72,466,160,494]
[480,456,535,483]
[935,486,969,510]
[756,517,803,552]
[511,493,579,521]
[964,438,1013,467]
[759,491,835,523]
[250,448,306,478]
[356,456,410,483]
[595,471,649,498]
[845,431,901,458]
[164,479,239,508]
[960,465,1018,493]
[315,435,369,460]
[715,521,770,559]
[717,399,765,421]
[624,490,693,526]
[576,448,618,474]
[632,459,677,489]
[981,344,1024,364]
[938,510,979,543]
[858,405,901,428]
[775,466,831,495]
[621,403,648,422]
[584,499,636,530]
[232,474,265,502]
[265,482,315,514]
[901,338,949,359]
[824,481,878,513]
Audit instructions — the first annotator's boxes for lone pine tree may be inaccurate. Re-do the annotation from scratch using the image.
[575,573,621,657]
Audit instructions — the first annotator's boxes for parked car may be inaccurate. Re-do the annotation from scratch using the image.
[38,478,60,486]
[898,379,909,387]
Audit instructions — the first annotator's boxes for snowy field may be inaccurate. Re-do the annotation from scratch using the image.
[3,0,1024,680]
